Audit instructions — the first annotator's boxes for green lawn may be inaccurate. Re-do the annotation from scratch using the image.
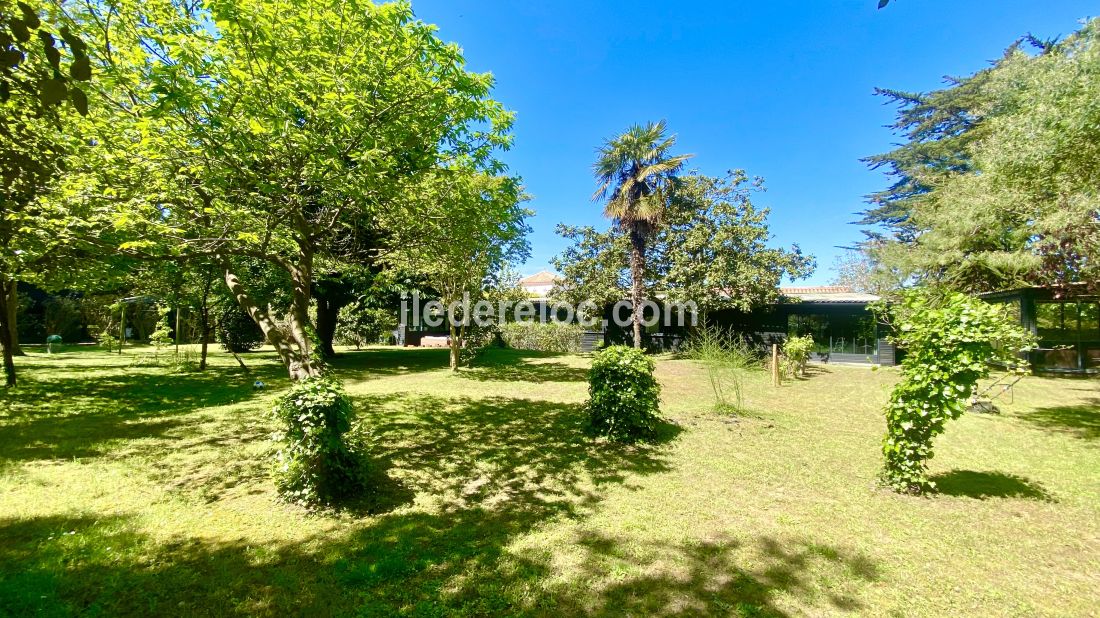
[1,345,1097,616]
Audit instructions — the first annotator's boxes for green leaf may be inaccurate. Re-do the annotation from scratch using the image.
[40,78,66,104]
[70,57,91,81]
[70,87,88,116]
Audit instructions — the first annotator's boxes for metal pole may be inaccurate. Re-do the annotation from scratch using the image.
[119,304,126,354]
[772,343,780,387]
[175,304,181,355]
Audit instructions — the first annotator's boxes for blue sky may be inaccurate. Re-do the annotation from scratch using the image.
[411,0,1096,285]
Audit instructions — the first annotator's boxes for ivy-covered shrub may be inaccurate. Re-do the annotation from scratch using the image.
[271,378,368,508]
[500,321,583,353]
[586,345,663,442]
[218,305,264,353]
[874,291,1035,494]
[781,335,814,378]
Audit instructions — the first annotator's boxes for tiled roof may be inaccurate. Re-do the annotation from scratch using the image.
[519,270,560,286]
[780,286,880,303]
[780,286,853,294]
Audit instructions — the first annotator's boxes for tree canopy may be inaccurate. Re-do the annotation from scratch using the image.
[554,171,814,313]
[50,0,522,380]
[861,22,1099,294]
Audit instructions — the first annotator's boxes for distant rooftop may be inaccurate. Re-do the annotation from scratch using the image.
[519,270,560,286]
[780,286,880,303]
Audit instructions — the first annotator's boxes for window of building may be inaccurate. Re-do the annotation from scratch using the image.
[788,313,877,356]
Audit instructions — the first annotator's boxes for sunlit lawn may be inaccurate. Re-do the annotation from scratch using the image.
[0,344,1097,616]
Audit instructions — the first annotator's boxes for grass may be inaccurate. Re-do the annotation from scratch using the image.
[0,344,1098,616]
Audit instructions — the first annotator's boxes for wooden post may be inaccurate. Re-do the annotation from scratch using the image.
[772,343,780,387]
[175,304,182,355]
[119,305,126,354]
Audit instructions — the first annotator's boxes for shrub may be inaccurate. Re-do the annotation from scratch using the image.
[500,321,583,353]
[458,323,503,366]
[781,335,814,379]
[218,305,264,353]
[586,345,663,442]
[873,291,1035,494]
[95,329,118,352]
[334,305,394,349]
[271,377,368,508]
[683,324,758,413]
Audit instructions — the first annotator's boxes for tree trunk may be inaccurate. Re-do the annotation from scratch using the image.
[314,294,344,358]
[4,282,23,356]
[224,266,320,381]
[0,279,17,386]
[198,276,213,371]
[629,226,646,350]
[448,322,460,371]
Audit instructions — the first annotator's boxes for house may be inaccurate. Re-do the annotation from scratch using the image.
[602,286,892,365]
[518,271,559,298]
[981,286,1099,374]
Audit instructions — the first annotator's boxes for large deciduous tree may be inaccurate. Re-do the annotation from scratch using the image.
[78,0,515,381]
[592,120,692,348]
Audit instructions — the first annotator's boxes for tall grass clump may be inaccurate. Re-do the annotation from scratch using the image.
[683,324,759,414]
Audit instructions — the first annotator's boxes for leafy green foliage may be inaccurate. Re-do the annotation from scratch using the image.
[781,335,814,379]
[333,305,392,350]
[384,172,531,370]
[499,321,583,354]
[271,377,368,508]
[864,22,1100,292]
[586,345,663,442]
[0,0,99,386]
[148,306,173,351]
[217,305,263,354]
[554,171,815,312]
[77,0,520,380]
[874,291,1036,493]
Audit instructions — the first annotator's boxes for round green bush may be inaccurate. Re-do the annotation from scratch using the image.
[218,305,265,353]
[271,377,368,507]
[586,345,662,442]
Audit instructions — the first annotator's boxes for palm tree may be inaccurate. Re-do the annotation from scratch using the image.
[592,120,693,349]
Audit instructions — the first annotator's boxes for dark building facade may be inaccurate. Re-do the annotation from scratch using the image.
[981,287,1100,374]
[604,287,892,366]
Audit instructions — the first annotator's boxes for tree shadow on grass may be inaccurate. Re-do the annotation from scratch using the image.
[930,470,1055,501]
[563,531,879,617]
[0,364,286,468]
[1019,398,1100,441]
[327,346,450,376]
[459,350,588,384]
[356,392,678,503]
[0,387,882,616]
[796,364,833,381]
[0,512,880,616]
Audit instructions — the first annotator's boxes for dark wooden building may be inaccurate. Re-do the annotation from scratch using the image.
[604,286,892,366]
[981,287,1100,374]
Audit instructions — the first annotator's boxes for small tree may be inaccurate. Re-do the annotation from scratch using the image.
[874,291,1035,493]
[384,171,530,370]
[781,335,814,379]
